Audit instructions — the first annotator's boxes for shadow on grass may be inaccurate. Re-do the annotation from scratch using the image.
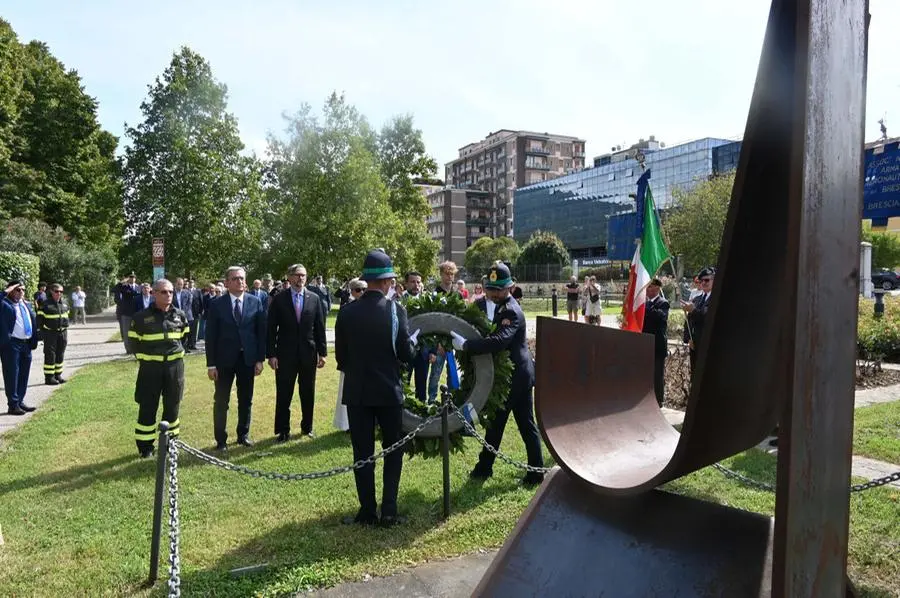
[173,476,523,596]
[727,449,778,486]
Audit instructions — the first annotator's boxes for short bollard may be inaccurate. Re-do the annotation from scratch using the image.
[440,387,452,519]
[148,421,171,585]
[874,290,885,319]
[551,287,558,318]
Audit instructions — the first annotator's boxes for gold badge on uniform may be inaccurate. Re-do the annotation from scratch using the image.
[489,271,497,282]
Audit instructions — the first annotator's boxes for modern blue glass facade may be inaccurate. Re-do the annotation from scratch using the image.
[514,138,742,253]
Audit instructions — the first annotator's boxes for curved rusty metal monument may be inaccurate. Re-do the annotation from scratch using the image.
[474,0,868,596]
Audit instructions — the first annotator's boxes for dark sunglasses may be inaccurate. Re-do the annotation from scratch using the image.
[700,278,712,283]
[351,288,363,293]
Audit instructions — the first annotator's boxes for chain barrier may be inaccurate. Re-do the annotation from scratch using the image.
[450,403,552,474]
[170,404,448,482]
[712,463,900,493]
[166,438,182,598]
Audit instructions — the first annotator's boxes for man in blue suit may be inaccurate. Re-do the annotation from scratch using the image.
[205,266,267,450]
[0,281,39,415]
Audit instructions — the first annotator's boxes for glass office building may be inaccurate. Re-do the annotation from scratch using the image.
[514,138,742,256]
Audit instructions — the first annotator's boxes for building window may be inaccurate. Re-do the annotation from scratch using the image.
[608,173,615,181]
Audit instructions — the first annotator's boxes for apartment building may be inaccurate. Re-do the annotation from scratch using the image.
[426,188,496,265]
[444,130,586,237]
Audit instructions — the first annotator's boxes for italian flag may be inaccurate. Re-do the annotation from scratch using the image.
[622,184,670,332]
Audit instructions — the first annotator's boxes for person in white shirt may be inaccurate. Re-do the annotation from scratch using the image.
[70,286,87,325]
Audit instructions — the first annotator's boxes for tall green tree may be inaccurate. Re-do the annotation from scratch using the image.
[465,236,520,275]
[0,21,122,248]
[517,230,569,267]
[662,171,734,275]
[121,47,264,280]
[264,93,437,281]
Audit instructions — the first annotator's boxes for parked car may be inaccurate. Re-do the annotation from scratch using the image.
[872,269,900,290]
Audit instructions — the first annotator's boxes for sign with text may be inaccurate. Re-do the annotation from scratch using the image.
[863,142,900,220]
[151,237,165,267]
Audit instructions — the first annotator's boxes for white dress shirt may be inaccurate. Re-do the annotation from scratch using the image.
[12,300,30,340]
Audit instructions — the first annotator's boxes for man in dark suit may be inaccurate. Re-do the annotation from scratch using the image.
[0,281,39,415]
[335,249,419,526]
[642,278,670,407]
[450,261,545,486]
[114,273,139,354]
[682,266,715,371]
[267,263,327,441]
[172,278,195,353]
[134,283,154,313]
[205,266,267,449]
[187,279,202,350]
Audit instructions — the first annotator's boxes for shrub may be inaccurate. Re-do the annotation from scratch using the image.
[857,296,900,362]
[0,252,40,297]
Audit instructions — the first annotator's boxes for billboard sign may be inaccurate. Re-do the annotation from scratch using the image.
[863,141,900,221]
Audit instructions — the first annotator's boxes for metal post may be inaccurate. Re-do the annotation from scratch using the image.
[551,288,558,317]
[440,389,451,519]
[874,290,884,319]
[148,421,170,585]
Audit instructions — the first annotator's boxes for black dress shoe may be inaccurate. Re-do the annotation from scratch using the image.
[521,472,545,487]
[275,432,290,443]
[342,512,378,526]
[19,404,36,412]
[378,515,407,528]
[215,442,228,452]
[237,436,254,447]
[469,464,493,480]
[7,406,26,416]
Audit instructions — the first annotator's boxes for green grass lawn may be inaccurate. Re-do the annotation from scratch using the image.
[0,358,897,597]
[854,400,900,463]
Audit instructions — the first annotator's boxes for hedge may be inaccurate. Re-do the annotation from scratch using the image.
[0,252,40,298]
[858,295,900,362]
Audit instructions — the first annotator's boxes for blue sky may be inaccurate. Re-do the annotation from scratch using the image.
[5,1,897,171]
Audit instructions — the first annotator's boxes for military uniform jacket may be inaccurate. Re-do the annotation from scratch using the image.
[683,293,710,345]
[129,305,190,361]
[642,296,670,358]
[465,296,535,399]
[335,290,415,407]
[37,298,69,332]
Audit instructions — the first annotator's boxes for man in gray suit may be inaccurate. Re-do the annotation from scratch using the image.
[173,278,195,353]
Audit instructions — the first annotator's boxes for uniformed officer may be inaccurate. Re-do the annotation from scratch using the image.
[681,266,715,371]
[37,283,69,385]
[450,261,545,486]
[334,249,420,526]
[129,279,189,458]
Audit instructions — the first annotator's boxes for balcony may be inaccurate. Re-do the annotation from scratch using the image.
[574,150,585,157]
[525,162,551,171]
[525,146,550,155]
[466,217,492,226]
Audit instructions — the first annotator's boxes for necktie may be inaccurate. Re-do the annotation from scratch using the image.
[19,302,31,336]
[294,292,302,323]
[233,298,242,324]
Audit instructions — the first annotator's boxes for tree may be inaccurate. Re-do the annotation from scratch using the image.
[862,223,900,270]
[263,93,437,281]
[121,47,264,280]
[0,21,123,248]
[517,230,569,267]
[662,171,734,275]
[465,236,520,275]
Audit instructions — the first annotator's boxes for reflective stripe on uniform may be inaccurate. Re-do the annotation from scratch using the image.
[54,363,64,373]
[128,330,142,340]
[134,421,157,440]
[135,329,189,342]
[135,351,185,362]
[169,418,181,436]
[38,312,64,319]
[43,364,56,373]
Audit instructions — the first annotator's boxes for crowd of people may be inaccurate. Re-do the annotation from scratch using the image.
[115,250,545,528]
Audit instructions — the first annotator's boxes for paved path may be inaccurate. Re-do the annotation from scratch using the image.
[0,307,124,440]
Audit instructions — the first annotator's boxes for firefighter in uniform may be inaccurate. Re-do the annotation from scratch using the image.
[37,283,69,385]
[129,279,189,458]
